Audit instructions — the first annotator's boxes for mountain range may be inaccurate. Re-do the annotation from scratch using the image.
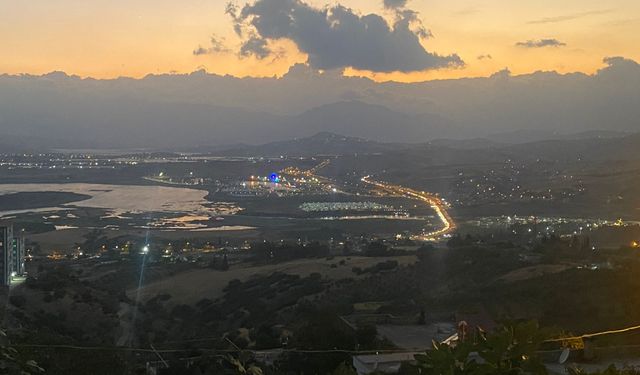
[213,131,640,165]
[1,57,639,149]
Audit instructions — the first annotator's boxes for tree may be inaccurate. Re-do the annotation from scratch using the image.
[0,329,44,374]
[581,236,591,252]
[412,321,548,375]
[9,295,26,308]
[221,254,230,271]
[329,362,358,375]
[224,354,264,375]
[279,311,356,374]
[568,366,640,375]
[418,308,426,325]
[474,321,547,374]
[365,241,389,256]
[355,324,378,349]
[158,352,263,375]
[416,245,435,262]
[82,229,108,254]
[570,235,580,249]
[413,339,478,375]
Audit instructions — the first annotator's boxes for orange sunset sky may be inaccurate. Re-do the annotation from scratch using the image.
[1,0,638,82]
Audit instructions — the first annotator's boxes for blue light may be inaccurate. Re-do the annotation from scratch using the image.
[269,173,280,183]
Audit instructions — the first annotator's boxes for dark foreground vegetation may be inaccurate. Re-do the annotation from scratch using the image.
[3,229,640,374]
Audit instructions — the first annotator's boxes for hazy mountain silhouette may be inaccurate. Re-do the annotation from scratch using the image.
[213,131,405,156]
[1,57,639,149]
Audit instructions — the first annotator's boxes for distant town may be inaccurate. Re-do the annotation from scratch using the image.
[2,132,640,374]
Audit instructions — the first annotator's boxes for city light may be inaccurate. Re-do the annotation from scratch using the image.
[269,173,281,183]
[361,175,456,241]
[142,245,150,254]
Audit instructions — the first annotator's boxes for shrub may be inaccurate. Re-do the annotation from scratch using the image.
[9,295,26,308]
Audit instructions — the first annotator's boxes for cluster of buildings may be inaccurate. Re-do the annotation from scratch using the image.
[143,171,210,186]
[0,225,26,286]
[452,162,585,207]
[0,153,141,170]
[221,175,299,197]
[220,169,341,198]
[299,201,395,212]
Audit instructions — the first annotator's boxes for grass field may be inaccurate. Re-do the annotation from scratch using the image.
[129,255,418,304]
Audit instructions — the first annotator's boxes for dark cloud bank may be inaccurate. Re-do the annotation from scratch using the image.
[227,0,462,73]
[0,57,638,149]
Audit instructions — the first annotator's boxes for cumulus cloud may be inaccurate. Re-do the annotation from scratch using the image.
[477,54,492,60]
[598,56,640,78]
[395,9,433,39]
[516,39,566,48]
[239,35,271,59]
[383,0,407,9]
[602,56,640,68]
[225,2,244,36]
[193,35,230,55]
[193,47,208,56]
[490,67,511,78]
[228,0,463,73]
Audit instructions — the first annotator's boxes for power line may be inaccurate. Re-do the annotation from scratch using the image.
[14,344,187,353]
[160,336,221,344]
[150,344,169,368]
[13,343,427,355]
[13,323,640,355]
[543,324,640,343]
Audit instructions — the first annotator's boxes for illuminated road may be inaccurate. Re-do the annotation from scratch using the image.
[280,161,454,240]
[361,175,456,241]
[281,159,331,178]
[280,159,343,193]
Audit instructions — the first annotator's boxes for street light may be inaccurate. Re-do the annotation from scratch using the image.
[142,245,150,254]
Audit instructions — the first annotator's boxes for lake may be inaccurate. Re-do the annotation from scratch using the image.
[0,183,235,217]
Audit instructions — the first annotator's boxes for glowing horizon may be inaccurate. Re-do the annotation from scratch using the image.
[2,0,638,82]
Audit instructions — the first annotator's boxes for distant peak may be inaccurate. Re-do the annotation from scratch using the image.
[306,100,387,111]
[42,71,71,79]
[307,132,372,143]
[309,131,345,139]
